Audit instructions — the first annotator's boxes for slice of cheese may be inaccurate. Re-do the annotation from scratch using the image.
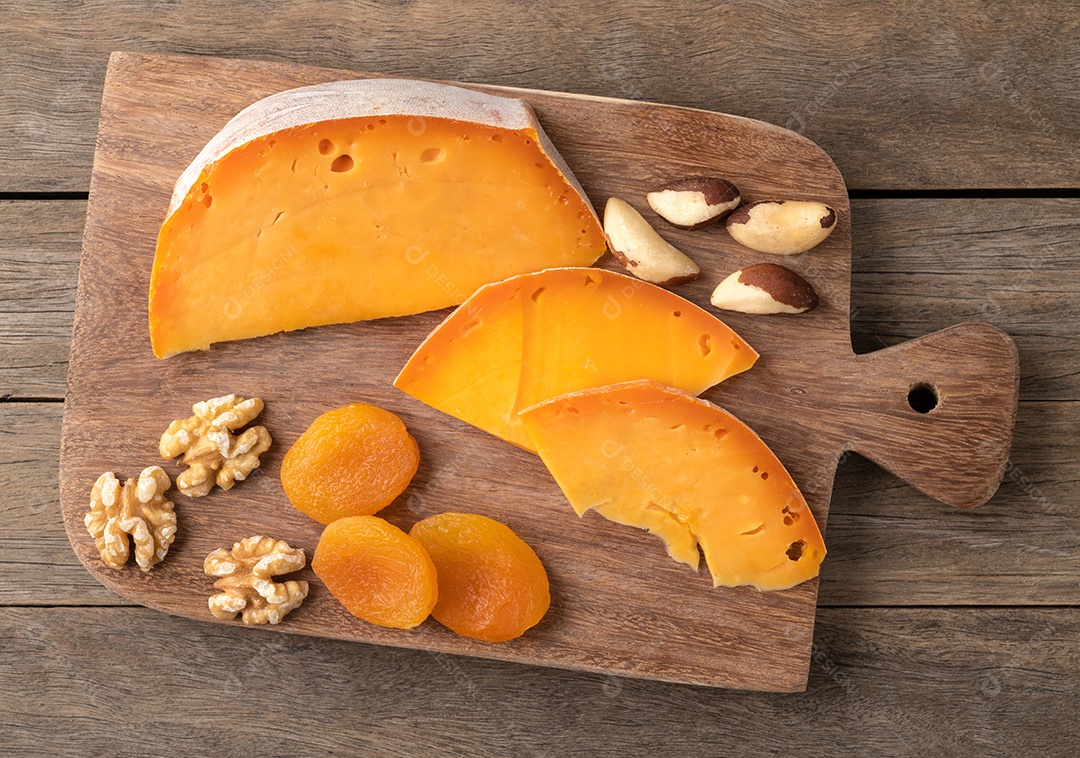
[518,380,825,591]
[394,267,758,451]
[149,79,606,358]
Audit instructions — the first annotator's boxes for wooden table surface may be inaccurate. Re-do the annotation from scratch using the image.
[2,2,1077,755]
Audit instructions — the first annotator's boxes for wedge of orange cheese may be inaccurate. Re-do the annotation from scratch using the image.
[394,267,758,451]
[149,79,607,358]
[518,380,825,591]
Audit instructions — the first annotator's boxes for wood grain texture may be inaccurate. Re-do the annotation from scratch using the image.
[52,53,1019,695]
[1,606,1078,757]
[4,197,1077,403]
[0,403,132,606]
[15,398,1074,610]
[850,197,1080,402]
[56,52,1019,691]
[823,399,1080,605]
[0,5,1069,749]
[62,52,854,693]
[2,2,1078,192]
[0,200,81,400]
[7,195,1072,608]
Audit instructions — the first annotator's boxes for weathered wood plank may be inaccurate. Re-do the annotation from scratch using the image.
[821,398,1079,605]
[0,403,129,605]
[1,2,1077,191]
[0,200,81,400]
[2,198,1075,402]
[2,197,1077,608]
[0,606,1075,755]
[5,398,1077,608]
[850,198,1080,402]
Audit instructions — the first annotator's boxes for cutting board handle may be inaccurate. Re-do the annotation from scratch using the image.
[839,322,1019,508]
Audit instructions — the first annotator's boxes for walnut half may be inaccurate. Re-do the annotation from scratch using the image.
[160,394,272,498]
[84,466,176,571]
[205,536,309,625]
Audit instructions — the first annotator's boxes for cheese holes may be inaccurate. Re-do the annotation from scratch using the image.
[786,540,806,561]
[531,286,546,303]
[420,147,444,163]
[331,154,355,173]
[460,320,482,338]
[698,333,712,357]
[318,139,334,155]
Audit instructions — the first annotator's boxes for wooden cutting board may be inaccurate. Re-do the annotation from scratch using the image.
[59,52,1019,692]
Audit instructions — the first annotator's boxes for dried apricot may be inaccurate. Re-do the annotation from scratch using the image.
[312,516,438,629]
[281,403,419,523]
[410,513,550,642]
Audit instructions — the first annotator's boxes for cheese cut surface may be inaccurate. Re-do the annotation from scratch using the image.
[518,381,825,591]
[394,267,758,451]
[149,79,606,358]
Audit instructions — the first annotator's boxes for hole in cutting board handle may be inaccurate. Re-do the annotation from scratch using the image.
[907,383,939,414]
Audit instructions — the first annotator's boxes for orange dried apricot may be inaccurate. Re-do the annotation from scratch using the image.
[312,516,438,629]
[281,403,419,523]
[409,513,550,642]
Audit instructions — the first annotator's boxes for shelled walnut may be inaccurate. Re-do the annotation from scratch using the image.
[160,394,272,497]
[204,536,309,625]
[85,466,177,571]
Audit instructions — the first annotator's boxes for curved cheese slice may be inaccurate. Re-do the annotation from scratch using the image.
[394,267,758,451]
[519,380,825,591]
[150,79,606,358]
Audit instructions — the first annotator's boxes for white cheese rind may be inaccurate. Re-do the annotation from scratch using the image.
[168,78,595,220]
